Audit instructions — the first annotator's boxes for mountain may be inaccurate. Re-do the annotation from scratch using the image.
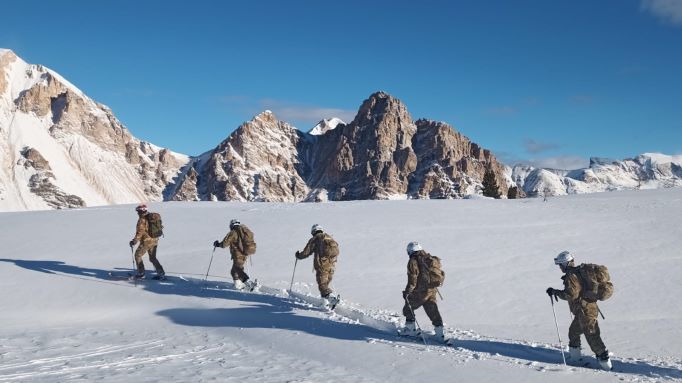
[0,49,189,211]
[170,92,509,202]
[511,153,682,197]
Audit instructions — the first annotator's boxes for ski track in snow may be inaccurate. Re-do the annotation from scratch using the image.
[1,273,680,382]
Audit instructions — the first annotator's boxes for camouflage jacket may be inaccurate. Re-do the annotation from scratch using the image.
[220,225,251,259]
[133,213,151,242]
[298,232,338,271]
[404,250,435,294]
[556,268,594,314]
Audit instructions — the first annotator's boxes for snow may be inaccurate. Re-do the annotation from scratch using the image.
[309,118,345,135]
[1,189,681,382]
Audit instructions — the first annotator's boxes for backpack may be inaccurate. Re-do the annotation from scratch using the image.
[146,212,163,238]
[417,254,445,288]
[577,263,614,302]
[238,226,257,255]
[320,234,339,258]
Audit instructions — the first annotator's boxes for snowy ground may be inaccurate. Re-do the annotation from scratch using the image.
[1,189,681,382]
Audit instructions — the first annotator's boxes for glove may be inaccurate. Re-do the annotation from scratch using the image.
[213,240,221,248]
[402,290,410,299]
[546,287,558,301]
[295,251,302,259]
[129,240,137,247]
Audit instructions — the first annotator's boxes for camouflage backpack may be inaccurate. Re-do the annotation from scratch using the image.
[237,226,257,255]
[577,263,614,302]
[418,254,445,288]
[320,234,339,258]
[146,212,163,238]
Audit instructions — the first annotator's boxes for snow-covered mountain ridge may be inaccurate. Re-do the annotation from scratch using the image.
[3,48,680,211]
[511,153,682,197]
[0,49,189,211]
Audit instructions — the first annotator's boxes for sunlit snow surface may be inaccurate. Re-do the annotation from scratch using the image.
[1,189,681,382]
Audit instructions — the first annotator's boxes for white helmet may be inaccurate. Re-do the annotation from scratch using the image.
[554,250,574,265]
[406,241,423,256]
[311,224,324,235]
[230,219,240,229]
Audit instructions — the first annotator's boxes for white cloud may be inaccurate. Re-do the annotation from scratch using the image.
[524,156,589,170]
[219,95,356,128]
[524,139,561,154]
[641,0,682,26]
[259,99,356,125]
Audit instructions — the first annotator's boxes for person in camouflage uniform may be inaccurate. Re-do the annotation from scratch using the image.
[213,219,255,290]
[295,224,339,306]
[129,204,165,279]
[402,242,444,340]
[547,251,612,370]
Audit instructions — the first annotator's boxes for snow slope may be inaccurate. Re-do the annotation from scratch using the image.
[0,49,188,212]
[1,189,681,382]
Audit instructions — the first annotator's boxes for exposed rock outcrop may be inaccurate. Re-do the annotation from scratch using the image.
[170,92,508,202]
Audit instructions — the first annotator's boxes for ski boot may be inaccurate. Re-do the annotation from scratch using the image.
[401,321,422,337]
[152,270,166,280]
[597,351,612,371]
[233,279,246,290]
[568,346,582,362]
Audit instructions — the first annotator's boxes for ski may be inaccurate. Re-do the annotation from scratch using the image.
[397,329,455,347]
[328,294,340,310]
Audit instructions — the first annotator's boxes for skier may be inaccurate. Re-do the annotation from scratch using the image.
[401,242,446,341]
[546,251,612,370]
[213,219,257,291]
[295,224,340,308]
[128,204,165,280]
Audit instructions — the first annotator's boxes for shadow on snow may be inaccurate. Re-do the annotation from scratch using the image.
[0,258,379,343]
[2,258,681,379]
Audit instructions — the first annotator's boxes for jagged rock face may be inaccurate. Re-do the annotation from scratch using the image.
[309,92,419,200]
[410,119,508,198]
[170,92,508,202]
[0,49,188,211]
[18,147,85,209]
[187,111,311,202]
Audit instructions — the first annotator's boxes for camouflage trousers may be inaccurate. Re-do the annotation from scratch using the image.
[315,268,334,297]
[403,289,443,327]
[135,238,164,273]
[230,253,249,282]
[568,301,607,356]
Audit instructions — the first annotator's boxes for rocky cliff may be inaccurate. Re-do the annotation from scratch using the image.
[170,92,509,202]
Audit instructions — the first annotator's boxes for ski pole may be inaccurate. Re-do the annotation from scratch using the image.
[130,244,137,287]
[597,305,605,320]
[550,295,568,366]
[288,258,298,292]
[202,246,216,292]
[436,288,444,301]
[404,294,428,346]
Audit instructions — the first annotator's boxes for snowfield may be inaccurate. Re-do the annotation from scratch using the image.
[1,189,681,382]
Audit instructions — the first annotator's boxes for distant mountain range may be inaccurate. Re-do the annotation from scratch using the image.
[1,49,680,211]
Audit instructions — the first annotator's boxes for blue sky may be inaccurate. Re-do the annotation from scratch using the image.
[2,0,681,168]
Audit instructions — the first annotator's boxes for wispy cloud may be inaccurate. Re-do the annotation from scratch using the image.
[485,106,517,116]
[524,139,561,154]
[524,156,589,170]
[219,95,356,127]
[641,0,682,26]
[258,99,356,125]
